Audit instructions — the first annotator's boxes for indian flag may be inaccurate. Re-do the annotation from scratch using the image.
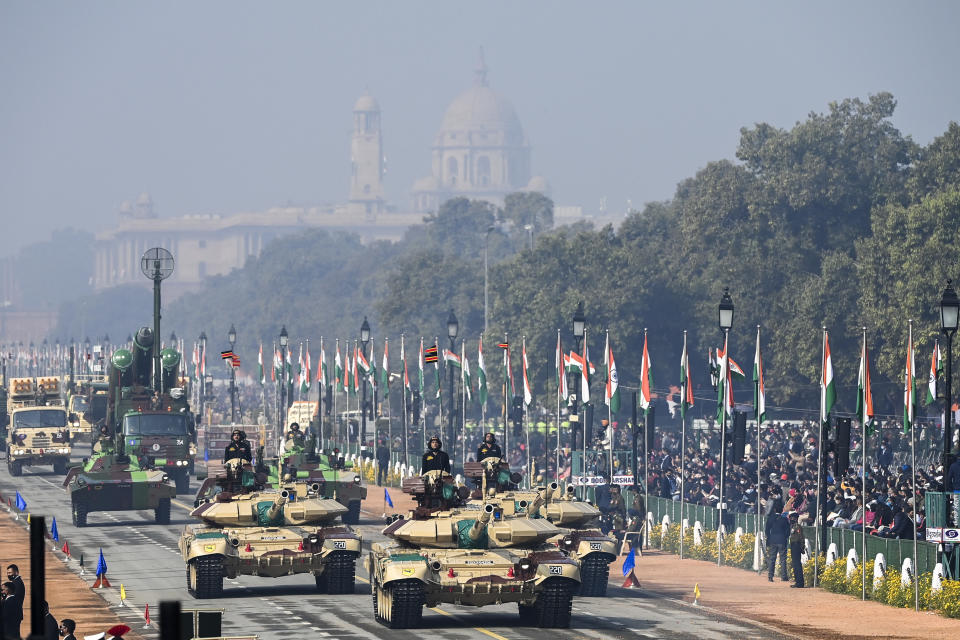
[639,331,652,412]
[356,347,371,375]
[904,327,915,434]
[753,327,765,425]
[301,343,311,394]
[556,331,568,401]
[522,338,533,406]
[443,349,461,367]
[604,332,620,414]
[401,336,410,397]
[680,332,693,419]
[856,332,874,434]
[334,340,343,392]
[381,339,389,399]
[318,338,327,388]
[418,337,425,395]
[821,330,836,426]
[258,343,265,386]
[477,336,488,406]
[926,340,941,405]
[462,342,473,403]
[716,333,734,422]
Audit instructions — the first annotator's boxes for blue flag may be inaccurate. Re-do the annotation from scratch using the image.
[384,488,393,508]
[204,448,209,462]
[51,517,59,542]
[96,548,108,577]
[622,545,635,577]
[15,491,26,512]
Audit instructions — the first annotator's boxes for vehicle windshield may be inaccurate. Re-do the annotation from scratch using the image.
[123,413,189,436]
[88,395,108,420]
[71,396,90,412]
[14,409,67,429]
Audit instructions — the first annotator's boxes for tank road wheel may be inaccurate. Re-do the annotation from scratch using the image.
[175,469,190,494]
[375,579,424,629]
[342,500,361,524]
[188,557,223,599]
[71,497,88,528]
[323,551,357,594]
[155,498,171,524]
[53,459,68,475]
[8,460,23,477]
[578,556,610,597]
[534,578,574,628]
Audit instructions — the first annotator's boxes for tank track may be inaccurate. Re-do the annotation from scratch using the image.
[578,555,610,597]
[320,551,357,594]
[533,578,574,628]
[374,579,424,629]
[155,498,171,524]
[189,556,223,599]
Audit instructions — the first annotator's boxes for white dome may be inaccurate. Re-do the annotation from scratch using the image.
[439,85,524,145]
[353,93,380,112]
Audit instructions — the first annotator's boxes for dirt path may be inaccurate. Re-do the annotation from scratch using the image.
[614,548,960,640]
[0,510,143,640]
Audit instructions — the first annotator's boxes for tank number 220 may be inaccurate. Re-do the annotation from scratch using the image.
[549,565,563,575]
[333,541,347,549]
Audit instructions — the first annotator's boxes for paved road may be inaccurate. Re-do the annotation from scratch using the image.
[1,453,790,640]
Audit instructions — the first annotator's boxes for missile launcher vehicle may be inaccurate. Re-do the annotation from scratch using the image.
[366,469,581,629]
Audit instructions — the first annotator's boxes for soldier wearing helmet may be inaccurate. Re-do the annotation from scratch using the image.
[477,432,502,461]
[422,435,451,473]
[223,429,252,462]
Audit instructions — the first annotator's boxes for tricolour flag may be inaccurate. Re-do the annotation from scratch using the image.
[604,333,620,414]
[821,330,836,426]
[443,349,461,367]
[401,336,410,397]
[357,347,371,375]
[258,343,265,386]
[926,340,941,406]
[318,339,327,388]
[556,331,568,401]
[335,340,344,392]
[856,332,874,433]
[639,331,652,412]
[580,339,590,404]
[716,333,734,422]
[418,338,425,395]
[753,327,766,425]
[301,343,311,394]
[477,336,488,406]
[680,332,694,420]
[522,338,532,406]
[904,326,915,434]
[462,342,473,404]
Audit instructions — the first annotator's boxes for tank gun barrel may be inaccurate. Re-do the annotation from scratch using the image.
[266,490,289,521]
[469,503,495,542]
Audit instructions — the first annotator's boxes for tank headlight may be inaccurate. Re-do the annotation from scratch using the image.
[162,474,170,483]
[308,535,319,545]
[563,537,574,547]
[353,475,361,484]
[520,561,531,570]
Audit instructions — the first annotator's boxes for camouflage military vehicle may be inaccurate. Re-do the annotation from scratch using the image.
[464,457,618,597]
[62,327,178,526]
[180,457,361,598]
[7,404,73,476]
[266,437,367,524]
[366,470,581,629]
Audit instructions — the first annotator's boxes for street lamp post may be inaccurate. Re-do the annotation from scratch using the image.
[940,281,959,521]
[447,310,459,467]
[228,324,237,424]
[279,326,289,432]
[717,287,734,566]
[484,226,495,334]
[360,317,371,458]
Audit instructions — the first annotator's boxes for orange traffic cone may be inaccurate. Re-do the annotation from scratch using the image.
[622,568,641,588]
[143,603,151,629]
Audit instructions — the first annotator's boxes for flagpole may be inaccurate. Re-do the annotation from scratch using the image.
[814,327,826,587]
[755,325,762,575]
[860,327,867,602]
[680,330,687,562]
[401,334,408,467]
[317,337,324,452]
[435,335,442,448]
[606,329,613,485]
[556,329,562,484]
[461,339,467,475]
[718,328,729,567]
[582,328,588,502]
[333,339,339,450]
[909,320,919,611]
[523,336,531,489]
[503,331,509,467]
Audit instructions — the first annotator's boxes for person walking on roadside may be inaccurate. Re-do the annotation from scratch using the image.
[2,581,21,640]
[764,501,790,582]
[376,438,390,485]
[788,513,805,588]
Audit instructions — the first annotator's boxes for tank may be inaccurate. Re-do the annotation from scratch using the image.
[178,458,362,598]
[366,469,581,629]
[266,437,367,524]
[463,457,618,597]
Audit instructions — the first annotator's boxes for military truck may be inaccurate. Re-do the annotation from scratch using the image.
[180,457,361,598]
[62,326,179,526]
[7,405,72,476]
[66,378,109,444]
[267,436,367,524]
[464,457,618,597]
[366,470,580,629]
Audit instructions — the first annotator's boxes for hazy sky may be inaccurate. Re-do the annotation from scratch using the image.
[2,1,958,254]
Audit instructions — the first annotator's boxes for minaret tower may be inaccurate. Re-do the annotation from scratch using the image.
[348,92,385,218]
